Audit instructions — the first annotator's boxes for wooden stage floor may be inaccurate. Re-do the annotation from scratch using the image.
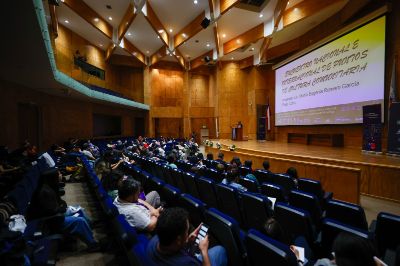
[213,139,400,167]
[206,139,400,204]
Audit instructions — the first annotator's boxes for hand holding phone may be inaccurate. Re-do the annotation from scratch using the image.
[194,224,209,246]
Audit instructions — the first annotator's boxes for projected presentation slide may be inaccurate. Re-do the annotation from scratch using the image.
[275,16,385,126]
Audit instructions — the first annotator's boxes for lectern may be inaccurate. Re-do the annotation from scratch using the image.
[231,123,244,141]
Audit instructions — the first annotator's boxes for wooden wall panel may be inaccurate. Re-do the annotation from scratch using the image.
[191,118,216,142]
[54,25,144,102]
[190,74,210,107]
[155,118,183,138]
[150,68,184,107]
[0,80,146,150]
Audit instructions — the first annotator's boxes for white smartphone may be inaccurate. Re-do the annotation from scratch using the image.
[195,224,209,245]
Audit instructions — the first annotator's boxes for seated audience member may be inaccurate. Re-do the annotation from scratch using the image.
[221,166,247,192]
[264,218,312,265]
[206,153,214,160]
[286,167,299,188]
[167,153,178,169]
[230,157,242,167]
[28,174,100,252]
[147,207,227,266]
[314,232,382,266]
[244,160,258,185]
[262,160,270,171]
[216,152,225,164]
[101,170,124,200]
[114,178,162,232]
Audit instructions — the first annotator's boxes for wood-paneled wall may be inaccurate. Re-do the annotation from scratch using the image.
[54,25,144,102]
[0,80,146,150]
[150,68,184,107]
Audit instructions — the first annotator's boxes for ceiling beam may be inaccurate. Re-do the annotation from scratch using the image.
[143,0,169,47]
[173,48,186,69]
[220,0,240,15]
[105,43,117,62]
[49,3,58,38]
[62,0,113,39]
[121,38,146,65]
[213,24,221,57]
[223,23,264,55]
[260,0,289,61]
[190,50,213,70]
[208,0,215,16]
[150,45,168,66]
[283,0,345,27]
[118,2,137,41]
[174,11,206,49]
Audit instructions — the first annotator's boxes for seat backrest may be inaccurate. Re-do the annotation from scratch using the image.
[169,168,187,193]
[215,183,244,226]
[320,218,370,257]
[161,165,175,186]
[260,182,286,203]
[240,192,272,231]
[239,177,259,193]
[204,168,222,183]
[239,166,251,177]
[160,184,181,207]
[254,169,274,184]
[325,199,368,230]
[195,177,219,209]
[272,173,296,197]
[112,214,138,250]
[274,203,315,244]
[289,190,322,227]
[182,172,200,199]
[101,195,120,218]
[245,229,298,266]
[144,176,165,195]
[298,178,323,199]
[204,208,247,266]
[178,194,206,227]
[375,212,400,256]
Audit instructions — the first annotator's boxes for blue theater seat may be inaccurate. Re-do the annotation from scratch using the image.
[289,190,322,227]
[182,172,200,199]
[260,182,287,203]
[375,212,400,258]
[272,173,296,198]
[254,169,274,184]
[178,194,206,227]
[245,229,298,266]
[160,184,181,207]
[195,177,219,209]
[143,176,165,195]
[325,199,368,230]
[239,177,259,193]
[215,183,244,226]
[240,192,273,231]
[204,208,247,266]
[298,178,333,204]
[320,218,371,256]
[274,203,316,246]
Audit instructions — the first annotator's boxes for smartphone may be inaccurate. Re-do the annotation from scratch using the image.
[195,224,209,245]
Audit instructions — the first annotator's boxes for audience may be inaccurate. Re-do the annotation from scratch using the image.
[216,152,225,164]
[262,160,270,171]
[243,160,258,185]
[221,166,247,192]
[146,207,227,266]
[167,153,178,169]
[206,153,214,160]
[114,178,162,232]
[286,166,299,188]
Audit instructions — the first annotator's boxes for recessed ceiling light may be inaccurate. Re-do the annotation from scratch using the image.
[99,44,103,47]
[64,20,69,24]
[133,52,137,56]
[127,32,132,36]
[182,33,187,38]
[61,0,64,2]
[222,34,226,38]
[249,47,254,51]
[294,7,298,11]
[94,18,99,22]
[146,51,150,54]
[287,1,290,5]
[231,57,234,60]
[158,29,164,33]
[157,36,160,39]
[236,39,241,44]
[169,28,173,33]
[206,43,210,47]
[194,0,198,4]
[259,14,263,18]
[108,16,112,21]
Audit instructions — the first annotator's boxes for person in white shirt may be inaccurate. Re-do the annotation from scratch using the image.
[114,178,162,232]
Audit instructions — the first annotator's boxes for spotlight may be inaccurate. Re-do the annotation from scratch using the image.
[201,18,210,29]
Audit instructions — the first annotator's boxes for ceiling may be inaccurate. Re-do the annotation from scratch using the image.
[44,0,350,69]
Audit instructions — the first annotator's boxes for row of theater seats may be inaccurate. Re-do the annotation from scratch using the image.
[127,154,400,265]
[1,158,64,265]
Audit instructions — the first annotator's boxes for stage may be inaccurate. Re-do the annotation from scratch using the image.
[205,139,400,204]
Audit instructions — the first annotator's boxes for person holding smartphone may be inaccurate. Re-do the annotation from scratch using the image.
[147,207,227,266]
